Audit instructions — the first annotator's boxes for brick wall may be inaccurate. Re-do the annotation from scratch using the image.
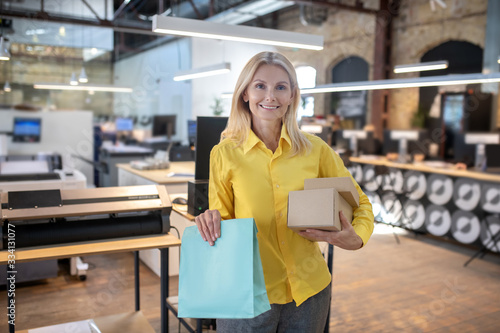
[275,0,490,129]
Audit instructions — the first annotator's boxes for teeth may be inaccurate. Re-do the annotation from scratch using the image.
[260,105,279,110]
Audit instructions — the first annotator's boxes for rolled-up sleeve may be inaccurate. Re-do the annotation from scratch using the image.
[208,144,235,221]
[318,144,375,246]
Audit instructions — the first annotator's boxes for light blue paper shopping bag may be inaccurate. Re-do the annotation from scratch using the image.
[177,218,271,319]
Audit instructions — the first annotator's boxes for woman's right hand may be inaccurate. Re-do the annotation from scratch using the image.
[194,209,221,246]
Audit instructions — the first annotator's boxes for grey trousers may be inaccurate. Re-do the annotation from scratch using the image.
[216,283,331,333]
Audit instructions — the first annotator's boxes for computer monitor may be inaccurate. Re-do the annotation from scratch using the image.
[12,117,42,143]
[188,120,197,146]
[152,115,177,139]
[486,144,500,168]
[335,130,379,155]
[383,130,428,161]
[300,124,332,145]
[342,130,367,156]
[195,116,228,180]
[453,133,476,166]
[115,117,134,132]
[334,130,350,151]
[464,132,500,169]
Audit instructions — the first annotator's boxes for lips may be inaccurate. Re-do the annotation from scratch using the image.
[260,104,279,110]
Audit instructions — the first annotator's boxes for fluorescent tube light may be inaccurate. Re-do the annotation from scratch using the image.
[0,37,10,61]
[33,83,133,93]
[152,15,323,51]
[221,92,233,99]
[174,62,231,81]
[394,60,448,73]
[3,81,11,92]
[208,0,295,25]
[300,72,500,94]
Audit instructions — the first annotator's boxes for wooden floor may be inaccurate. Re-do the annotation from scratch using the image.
[1,224,499,332]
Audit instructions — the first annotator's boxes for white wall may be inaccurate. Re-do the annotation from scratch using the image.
[113,39,192,144]
[113,37,277,142]
[0,109,94,185]
[191,39,277,118]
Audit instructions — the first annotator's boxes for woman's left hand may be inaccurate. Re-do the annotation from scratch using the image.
[297,211,363,250]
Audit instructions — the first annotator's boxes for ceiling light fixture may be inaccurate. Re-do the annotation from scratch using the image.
[174,62,231,81]
[220,92,233,99]
[394,60,449,73]
[33,83,133,93]
[300,72,500,94]
[3,81,11,92]
[152,15,324,51]
[0,37,10,61]
[79,67,89,83]
[497,56,500,64]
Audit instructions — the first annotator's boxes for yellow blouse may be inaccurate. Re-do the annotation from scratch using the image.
[209,125,374,306]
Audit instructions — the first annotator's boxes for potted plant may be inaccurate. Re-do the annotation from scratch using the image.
[210,97,224,116]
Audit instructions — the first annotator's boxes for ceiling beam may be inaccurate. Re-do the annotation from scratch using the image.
[81,0,103,21]
[293,0,379,15]
[0,9,157,36]
[187,0,204,19]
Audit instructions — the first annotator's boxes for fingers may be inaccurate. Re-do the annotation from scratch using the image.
[297,229,328,242]
[194,209,221,246]
[339,211,352,230]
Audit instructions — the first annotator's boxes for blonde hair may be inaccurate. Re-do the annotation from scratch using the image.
[221,51,311,155]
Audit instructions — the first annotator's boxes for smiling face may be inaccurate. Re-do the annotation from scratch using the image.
[242,64,294,129]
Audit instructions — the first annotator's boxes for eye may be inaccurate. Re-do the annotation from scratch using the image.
[276,85,287,91]
[256,83,265,89]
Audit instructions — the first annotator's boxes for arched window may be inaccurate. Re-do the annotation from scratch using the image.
[331,56,369,129]
[296,66,316,120]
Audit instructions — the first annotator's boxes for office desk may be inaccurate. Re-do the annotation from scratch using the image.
[1,234,181,333]
[348,156,500,255]
[118,162,195,277]
[349,156,500,183]
[99,146,154,187]
[117,161,195,195]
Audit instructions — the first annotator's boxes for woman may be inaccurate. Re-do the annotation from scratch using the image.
[195,51,374,332]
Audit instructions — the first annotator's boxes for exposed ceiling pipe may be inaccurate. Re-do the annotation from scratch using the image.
[294,0,377,15]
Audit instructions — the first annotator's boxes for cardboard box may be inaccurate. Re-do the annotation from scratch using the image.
[287,177,359,231]
[304,177,359,207]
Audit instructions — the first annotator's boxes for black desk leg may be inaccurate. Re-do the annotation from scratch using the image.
[324,244,334,333]
[134,251,140,311]
[160,248,169,333]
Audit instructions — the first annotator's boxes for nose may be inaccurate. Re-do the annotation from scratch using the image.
[265,88,275,101]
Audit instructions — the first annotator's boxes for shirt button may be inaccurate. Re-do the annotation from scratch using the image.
[280,212,283,217]
[276,184,280,188]
[281,241,285,245]
[290,271,294,275]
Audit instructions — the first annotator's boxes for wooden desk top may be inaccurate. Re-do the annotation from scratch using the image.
[173,205,196,222]
[350,156,500,183]
[0,233,181,264]
[18,311,156,333]
[117,161,195,185]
